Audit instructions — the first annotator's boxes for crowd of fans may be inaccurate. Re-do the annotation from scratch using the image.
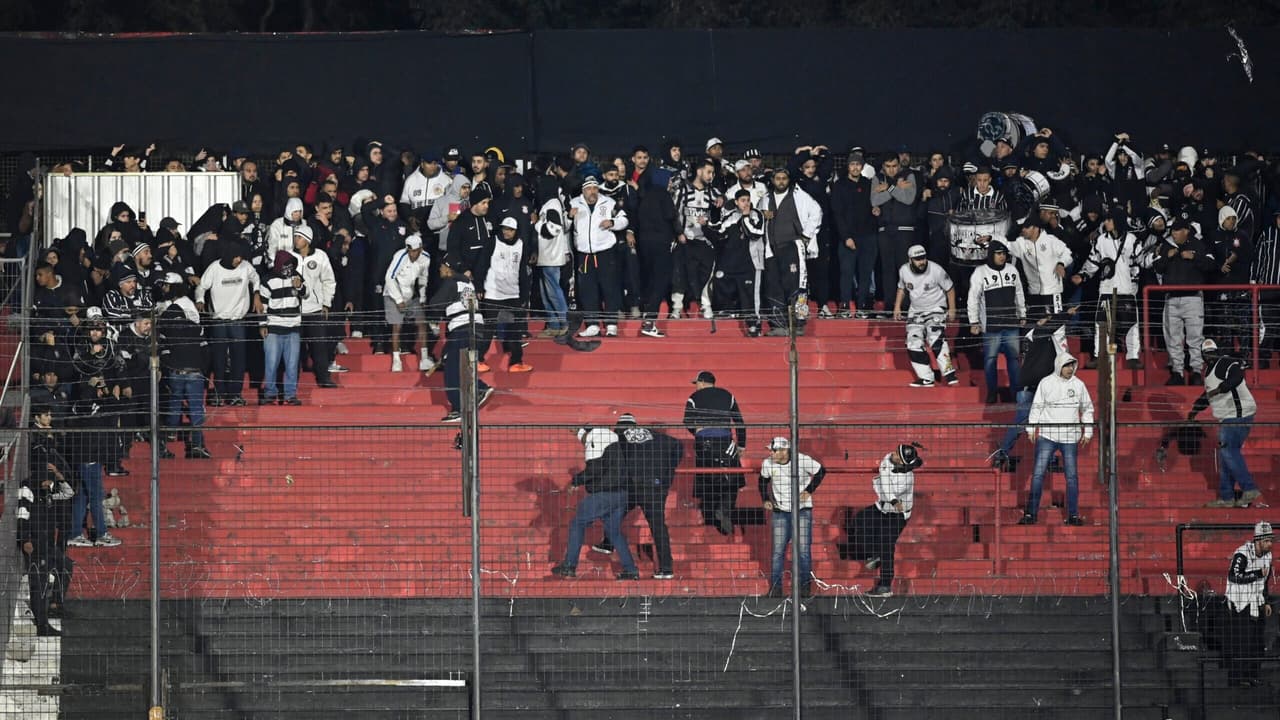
[6,127,1280,632]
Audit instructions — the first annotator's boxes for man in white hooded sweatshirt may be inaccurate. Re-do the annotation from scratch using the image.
[269,198,307,256]
[1020,353,1093,526]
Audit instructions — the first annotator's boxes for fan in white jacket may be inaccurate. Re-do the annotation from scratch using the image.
[290,225,336,315]
[1028,353,1094,445]
[400,160,453,212]
[1009,222,1073,313]
[569,191,629,254]
[1071,213,1150,363]
[382,234,435,372]
[269,198,307,256]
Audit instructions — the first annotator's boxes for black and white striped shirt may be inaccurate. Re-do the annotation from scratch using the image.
[1224,192,1256,239]
[1251,225,1280,286]
[258,275,304,333]
[960,186,1007,212]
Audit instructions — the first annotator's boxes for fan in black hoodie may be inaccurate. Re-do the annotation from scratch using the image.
[93,201,149,256]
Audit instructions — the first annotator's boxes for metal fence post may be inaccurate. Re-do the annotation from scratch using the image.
[462,302,482,720]
[1104,292,1123,720]
[787,301,802,720]
[149,307,163,718]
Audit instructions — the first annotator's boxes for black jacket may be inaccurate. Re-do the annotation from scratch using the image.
[1017,310,1073,392]
[631,169,681,237]
[830,176,876,242]
[572,439,629,494]
[617,426,684,491]
[683,386,746,446]
[447,210,496,290]
[1153,236,1215,295]
[158,299,207,372]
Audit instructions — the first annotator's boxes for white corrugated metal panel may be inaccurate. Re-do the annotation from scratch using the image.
[42,172,239,242]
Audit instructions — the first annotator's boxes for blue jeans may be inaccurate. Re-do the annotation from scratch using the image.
[983,329,1021,394]
[72,463,107,538]
[1026,438,1079,517]
[562,490,638,573]
[207,320,247,399]
[539,266,569,330]
[444,329,492,413]
[1217,416,1256,500]
[998,389,1036,453]
[166,371,206,447]
[263,331,300,400]
[769,508,812,588]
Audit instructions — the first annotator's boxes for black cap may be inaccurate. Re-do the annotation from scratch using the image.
[691,370,716,385]
[232,200,250,214]
[159,217,180,231]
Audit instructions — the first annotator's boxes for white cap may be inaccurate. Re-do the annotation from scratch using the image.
[1202,339,1219,353]
[405,234,423,250]
[86,306,103,321]
[293,224,314,242]
[733,159,750,172]
[161,272,184,285]
[768,436,790,451]
[907,244,928,259]
[705,137,724,151]
[579,427,618,461]
[1255,521,1273,540]
[500,217,520,231]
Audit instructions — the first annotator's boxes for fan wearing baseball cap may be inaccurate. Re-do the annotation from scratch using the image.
[893,244,958,388]
[683,371,752,534]
[482,217,534,372]
[759,437,825,598]
[1221,521,1273,686]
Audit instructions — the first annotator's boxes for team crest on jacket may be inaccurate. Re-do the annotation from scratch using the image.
[905,283,914,290]
[789,263,797,273]
[1067,389,1076,397]
[307,260,317,270]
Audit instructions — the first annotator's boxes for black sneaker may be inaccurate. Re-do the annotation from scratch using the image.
[1065,515,1084,526]
[616,570,640,581]
[766,584,784,598]
[854,310,872,319]
[185,446,212,459]
[441,412,462,424]
[590,542,613,555]
[550,564,576,578]
[1166,373,1185,386]
[284,397,302,406]
[653,571,674,580]
[909,378,935,388]
[157,448,176,460]
[106,465,130,477]
[1188,372,1204,386]
[227,396,247,407]
[746,325,761,338]
[477,387,496,409]
[866,584,892,598]
[1017,513,1036,525]
[207,396,224,407]
[713,509,734,535]
[1125,358,1141,369]
[640,322,666,338]
[990,449,1009,470]
[259,395,276,406]
[47,604,72,619]
[984,391,998,405]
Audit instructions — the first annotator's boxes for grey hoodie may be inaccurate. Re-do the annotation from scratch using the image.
[428,175,471,252]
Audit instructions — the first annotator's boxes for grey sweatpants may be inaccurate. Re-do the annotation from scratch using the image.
[1163,294,1204,373]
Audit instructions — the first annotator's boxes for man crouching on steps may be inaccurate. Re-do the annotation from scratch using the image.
[552,427,640,580]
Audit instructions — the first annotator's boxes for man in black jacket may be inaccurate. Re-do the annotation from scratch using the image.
[630,163,681,338]
[157,273,211,459]
[683,370,750,534]
[708,190,765,335]
[446,187,497,291]
[830,151,877,317]
[591,414,684,579]
[19,407,75,635]
[1155,218,1215,385]
[552,427,640,580]
[360,194,408,354]
[66,376,124,544]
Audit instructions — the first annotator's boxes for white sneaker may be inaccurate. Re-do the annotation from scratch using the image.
[327,362,349,374]
[605,324,618,337]
[418,355,437,372]
[67,535,93,548]
[701,306,713,319]
[391,353,404,372]
[336,342,350,355]
[669,308,682,320]
[351,330,364,338]
[94,533,121,547]
[578,324,601,338]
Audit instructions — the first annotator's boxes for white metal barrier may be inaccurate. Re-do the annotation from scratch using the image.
[42,172,239,242]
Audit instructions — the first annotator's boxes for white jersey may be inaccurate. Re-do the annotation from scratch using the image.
[760,452,823,513]
[897,262,953,316]
[484,240,526,301]
[874,453,915,519]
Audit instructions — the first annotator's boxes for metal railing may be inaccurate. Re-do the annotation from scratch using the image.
[1141,283,1280,386]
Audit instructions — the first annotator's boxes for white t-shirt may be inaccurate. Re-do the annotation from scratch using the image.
[484,241,525,301]
[760,452,822,512]
[897,262,953,316]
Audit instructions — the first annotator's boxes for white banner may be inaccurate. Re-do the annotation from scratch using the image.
[42,172,240,243]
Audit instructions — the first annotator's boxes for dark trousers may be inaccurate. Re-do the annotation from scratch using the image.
[576,246,623,324]
[208,319,246,400]
[838,239,878,308]
[443,328,491,413]
[672,241,716,307]
[621,243,643,311]
[487,298,527,364]
[598,482,673,574]
[806,252,831,308]
[711,272,758,322]
[24,533,68,628]
[1222,606,1265,684]
[302,312,335,384]
[847,504,908,585]
[763,244,803,329]
[636,234,674,318]
[693,436,743,528]
[877,228,914,308]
